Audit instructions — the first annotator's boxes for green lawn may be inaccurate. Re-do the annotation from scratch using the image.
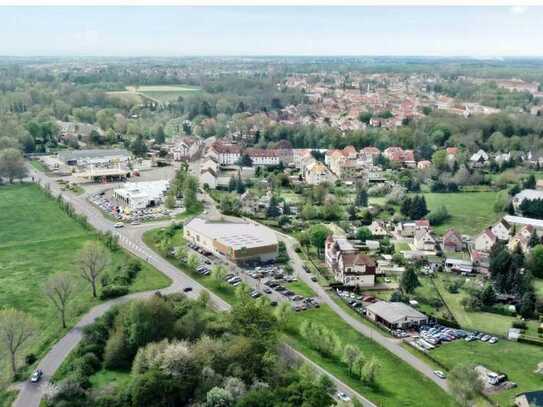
[431,340,543,406]
[434,274,539,336]
[89,369,132,390]
[286,280,316,297]
[285,306,456,407]
[0,184,170,380]
[535,279,543,301]
[423,192,501,235]
[0,389,16,407]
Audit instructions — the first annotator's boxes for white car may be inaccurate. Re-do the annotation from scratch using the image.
[336,392,351,402]
[433,370,447,379]
[489,337,498,344]
[113,222,124,228]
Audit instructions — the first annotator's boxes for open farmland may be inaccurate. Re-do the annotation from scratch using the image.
[0,184,170,380]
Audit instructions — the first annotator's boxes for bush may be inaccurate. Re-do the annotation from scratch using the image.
[103,330,132,370]
[512,321,527,330]
[25,353,37,366]
[74,353,101,377]
[100,285,129,300]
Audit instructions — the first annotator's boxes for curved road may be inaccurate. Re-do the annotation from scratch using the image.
[14,169,375,407]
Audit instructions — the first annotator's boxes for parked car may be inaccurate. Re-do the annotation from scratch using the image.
[113,222,124,228]
[183,287,193,292]
[336,392,351,402]
[481,334,491,342]
[433,370,446,379]
[489,337,498,344]
[30,369,43,383]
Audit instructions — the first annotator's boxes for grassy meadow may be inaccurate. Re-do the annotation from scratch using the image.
[423,191,501,235]
[0,184,170,381]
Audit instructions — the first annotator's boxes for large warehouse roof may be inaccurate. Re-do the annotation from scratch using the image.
[58,148,130,162]
[185,217,278,250]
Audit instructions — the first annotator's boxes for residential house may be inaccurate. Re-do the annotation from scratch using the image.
[491,219,512,241]
[200,168,218,189]
[473,229,497,253]
[413,228,437,251]
[395,222,417,237]
[470,149,489,167]
[383,147,415,167]
[325,236,376,287]
[361,146,381,159]
[417,160,432,170]
[507,225,534,253]
[207,141,241,165]
[244,148,282,167]
[369,220,388,237]
[442,228,464,252]
[303,160,336,185]
[171,137,202,161]
[446,147,459,161]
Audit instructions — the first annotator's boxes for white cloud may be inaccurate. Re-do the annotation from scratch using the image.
[510,6,527,15]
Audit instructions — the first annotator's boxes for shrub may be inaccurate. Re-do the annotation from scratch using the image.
[25,353,37,366]
[100,285,129,300]
[512,321,527,330]
[103,330,132,370]
[74,352,101,377]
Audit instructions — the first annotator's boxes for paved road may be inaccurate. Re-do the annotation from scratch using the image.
[14,169,373,407]
[270,229,449,393]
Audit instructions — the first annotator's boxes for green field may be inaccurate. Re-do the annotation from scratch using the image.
[431,340,543,406]
[434,274,539,336]
[286,306,455,407]
[423,192,501,235]
[0,184,170,380]
[128,84,201,103]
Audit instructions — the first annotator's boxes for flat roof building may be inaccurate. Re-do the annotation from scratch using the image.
[113,180,169,210]
[365,301,428,330]
[58,148,130,166]
[184,217,278,265]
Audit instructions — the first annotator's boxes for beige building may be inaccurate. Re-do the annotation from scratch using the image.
[184,217,278,264]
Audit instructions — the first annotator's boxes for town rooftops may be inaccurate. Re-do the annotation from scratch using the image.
[366,301,427,324]
[342,253,376,268]
[185,217,278,250]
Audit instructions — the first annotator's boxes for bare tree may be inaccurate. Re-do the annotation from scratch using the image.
[0,309,36,377]
[78,241,110,298]
[43,273,75,328]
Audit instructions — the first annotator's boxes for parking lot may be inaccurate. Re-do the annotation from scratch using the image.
[88,192,174,223]
[185,242,320,311]
[410,324,499,352]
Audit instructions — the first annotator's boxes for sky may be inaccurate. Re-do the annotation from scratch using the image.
[0,6,542,57]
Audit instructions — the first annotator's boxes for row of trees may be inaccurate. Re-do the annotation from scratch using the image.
[299,320,380,386]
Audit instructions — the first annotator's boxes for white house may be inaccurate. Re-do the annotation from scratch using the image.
[303,160,336,185]
[470,149,489,166]
[325,236,376,287]
[369,220,388,237]
[171,137,201,161]
[200,168,218,189]
[473,229,497,253]
[207,141,241,165]
[491,219,512,241]
[244,148,281,166]
[413,229,437,251]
